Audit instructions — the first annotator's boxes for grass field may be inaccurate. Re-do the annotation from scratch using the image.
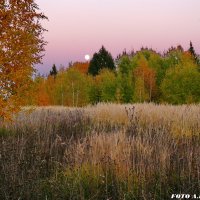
[0,103,200,199]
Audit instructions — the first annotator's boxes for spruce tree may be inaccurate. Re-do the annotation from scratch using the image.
[189,41,199,66]
[88,46,115,76]
[50,64,58,78]
[188,41,200,71]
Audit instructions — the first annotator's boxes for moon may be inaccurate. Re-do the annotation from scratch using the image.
[85,54,90,61]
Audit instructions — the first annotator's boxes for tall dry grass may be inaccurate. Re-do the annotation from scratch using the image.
[0,103,200,199]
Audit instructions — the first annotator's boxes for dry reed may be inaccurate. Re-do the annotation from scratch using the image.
[0,103,200,199]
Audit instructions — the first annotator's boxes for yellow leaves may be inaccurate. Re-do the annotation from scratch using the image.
[0,0,47,119]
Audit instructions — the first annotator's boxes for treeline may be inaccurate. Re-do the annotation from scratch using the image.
[26,43,200,106]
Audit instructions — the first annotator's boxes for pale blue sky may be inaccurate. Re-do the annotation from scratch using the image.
[36,0,200,74]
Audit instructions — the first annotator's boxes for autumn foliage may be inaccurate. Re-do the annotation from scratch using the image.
[27,44,200,107]
[71,62,89,74]
[134,57,157,101]
[0,0,47,119]
[1,3,200,117]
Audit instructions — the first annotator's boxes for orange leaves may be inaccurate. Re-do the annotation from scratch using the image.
[35,78,51,106]
[71,62,89,74]
[134,57,157,101]
[0,0,47,119]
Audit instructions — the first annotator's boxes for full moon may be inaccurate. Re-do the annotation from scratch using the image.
[85,54,90,61]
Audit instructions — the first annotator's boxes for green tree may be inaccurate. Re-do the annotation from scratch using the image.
[118,55,132,75]
[88,46,115,76]
[55,68,90,106]
[161,62,200,104]
[134,76,149,102]
[117,56,134,103]
[88,77,102,104]
[97,69,117,102]
[131,49,164,85]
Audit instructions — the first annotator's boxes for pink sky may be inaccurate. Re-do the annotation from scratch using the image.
[36,0,200,74]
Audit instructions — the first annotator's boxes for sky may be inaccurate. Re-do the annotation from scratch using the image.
[35,0,200,74]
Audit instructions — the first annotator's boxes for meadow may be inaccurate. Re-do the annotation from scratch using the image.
[0,103,200,199]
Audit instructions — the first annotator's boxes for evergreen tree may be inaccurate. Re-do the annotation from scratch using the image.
[88,46,115,76]
[50,64,58,78]
[189,41,199,66]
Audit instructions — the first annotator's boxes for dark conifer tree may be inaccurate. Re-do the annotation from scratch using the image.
[49,64,58,78]
[189,41,199,66]
[88,46,115,76]
[189,41,195,57]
